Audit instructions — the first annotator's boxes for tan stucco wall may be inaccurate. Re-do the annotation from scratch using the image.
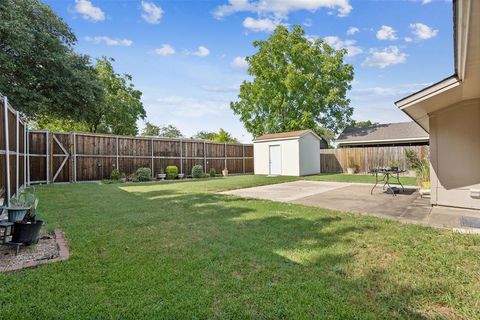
[430,98,480,209]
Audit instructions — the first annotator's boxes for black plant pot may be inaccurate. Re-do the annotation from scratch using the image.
[12,220,44,245]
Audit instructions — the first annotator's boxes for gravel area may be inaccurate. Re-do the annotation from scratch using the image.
[0,228,59,272]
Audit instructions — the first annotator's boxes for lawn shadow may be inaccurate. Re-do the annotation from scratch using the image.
[113,185,433,318]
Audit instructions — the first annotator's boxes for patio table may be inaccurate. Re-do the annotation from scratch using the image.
[369,168,406,196]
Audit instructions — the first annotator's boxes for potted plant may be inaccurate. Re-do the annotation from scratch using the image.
[346,157,356,175]
[12,192,43,245]
[222,167,229,177]
[157,168,166,180]
[6,193,32,222]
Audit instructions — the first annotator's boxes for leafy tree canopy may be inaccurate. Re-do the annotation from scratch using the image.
[87,57,146,135]
[141,122,183,138]
[0,0,101,122]
[193,129,239,143]
[348,120,379,128]
[231,25,354,138]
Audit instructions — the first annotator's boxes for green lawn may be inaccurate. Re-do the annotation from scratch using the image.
[1,176,478,319]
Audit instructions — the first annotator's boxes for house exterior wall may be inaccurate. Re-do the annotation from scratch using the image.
[429,98,480,209]
[253,139,300,176]
[299,133,321,176]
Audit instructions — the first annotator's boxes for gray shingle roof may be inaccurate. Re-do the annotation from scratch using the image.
[336,122,428,145]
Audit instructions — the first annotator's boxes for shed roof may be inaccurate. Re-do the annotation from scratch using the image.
[336,122,428,146]
[254,129,320,142]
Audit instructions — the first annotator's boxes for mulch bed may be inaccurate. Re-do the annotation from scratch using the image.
[0,228,69,272]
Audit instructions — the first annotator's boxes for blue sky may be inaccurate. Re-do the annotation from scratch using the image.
[44,0,453,142]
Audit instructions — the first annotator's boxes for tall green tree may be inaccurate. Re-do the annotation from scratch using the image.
[0,0,101,121]
[87,57,146,135]
[141,122,183,138]
[231,25,354,137]
[348,120,379,128]
[193,129,238,143]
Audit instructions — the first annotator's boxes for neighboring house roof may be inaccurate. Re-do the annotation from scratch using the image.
[336,122,428,146]
[254,129,321,142]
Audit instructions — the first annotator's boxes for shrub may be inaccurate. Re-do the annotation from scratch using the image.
[191,165,204,178]
[405,149,430,187]
[209,168,216,177]
[135,167,151,182]
[110,169,121,180]
[166,166,178,179]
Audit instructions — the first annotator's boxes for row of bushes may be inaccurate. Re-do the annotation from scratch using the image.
[105,164,219,184]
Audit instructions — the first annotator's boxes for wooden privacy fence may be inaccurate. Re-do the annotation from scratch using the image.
[0,97,28,204]
[28,131,253,183]
[0,96,253,203]
[320,145,429,174]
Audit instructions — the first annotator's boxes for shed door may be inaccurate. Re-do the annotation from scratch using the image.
[269,145,281,175]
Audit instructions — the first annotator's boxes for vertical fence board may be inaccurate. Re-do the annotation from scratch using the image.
[320,146,429,175]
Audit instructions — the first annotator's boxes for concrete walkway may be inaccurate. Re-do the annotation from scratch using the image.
[221,180,480,233]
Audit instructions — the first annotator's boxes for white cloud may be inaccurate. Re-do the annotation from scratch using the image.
[324,36,363,57]
[409,23,438,40]
[303,18,313,27]
[74,0,105,22]
[404,37,413,43]
[376,25,397,41]
[346,26,359,35]
[189,46,210,57]
[242,17,278,32]
[421,0,432,4]
[85,36,133,46]
[362,46,407,68]
[231,56,248,69]
[154,44,175,56]
[213,0,353,19]
[141,1,163,24]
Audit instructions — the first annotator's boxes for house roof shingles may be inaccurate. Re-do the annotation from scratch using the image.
[336,122,428,145]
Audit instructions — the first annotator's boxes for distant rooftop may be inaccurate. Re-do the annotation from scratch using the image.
[336,122,429,146]
[254,130,313,141]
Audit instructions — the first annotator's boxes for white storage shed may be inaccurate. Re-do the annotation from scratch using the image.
[253,130,322,176]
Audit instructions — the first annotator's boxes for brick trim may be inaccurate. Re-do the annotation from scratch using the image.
[1,229,69,273]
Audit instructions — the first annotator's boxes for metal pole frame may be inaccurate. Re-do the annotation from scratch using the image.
[4,97,11,203]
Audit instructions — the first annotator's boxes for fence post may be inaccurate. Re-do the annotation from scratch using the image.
[73,132,77,182]
[23,122,26,188]
[151,138,154,178]
[203,141,207,173]
[3,97,11,203]
[243,144,245,174]
[115,136,119,173]
[46,131,49,184]
[180,140,183,174]
[224,143,227,170]
[15,111,19,195]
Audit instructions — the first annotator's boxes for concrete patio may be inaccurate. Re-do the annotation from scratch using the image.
[221,180,480,233]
